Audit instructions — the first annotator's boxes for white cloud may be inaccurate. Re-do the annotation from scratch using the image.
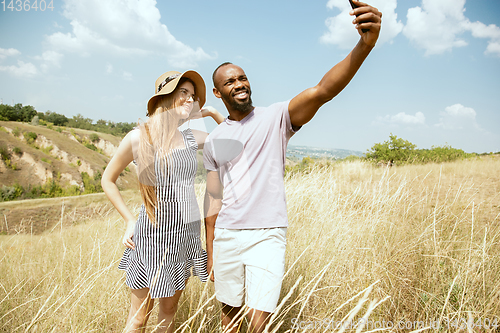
[45,0,212,68]
[122,71,133,81]
[466,21,500,57]
[0,60,38,77]
[435,103,481,130]
[404,0,500,57]
[0,48,21,60]
[321,0,403,49]
[374,111,426,126]
[35,50,64,73]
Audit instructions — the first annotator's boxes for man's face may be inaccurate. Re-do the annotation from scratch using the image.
[213,64,253,114]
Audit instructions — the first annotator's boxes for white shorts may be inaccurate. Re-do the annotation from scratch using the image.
[213,227,287,313]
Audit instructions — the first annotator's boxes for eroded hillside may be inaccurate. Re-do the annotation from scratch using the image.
[0,121,138,197]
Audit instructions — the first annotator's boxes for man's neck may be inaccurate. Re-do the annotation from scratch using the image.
[227,107,254,121]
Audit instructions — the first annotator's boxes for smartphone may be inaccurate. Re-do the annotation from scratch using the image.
[349,0,369,33]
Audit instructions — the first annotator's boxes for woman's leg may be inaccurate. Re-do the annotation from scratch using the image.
[124,288,155,333]
[156,289,184,333]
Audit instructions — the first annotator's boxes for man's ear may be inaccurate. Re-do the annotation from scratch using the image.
[213,87,221,99]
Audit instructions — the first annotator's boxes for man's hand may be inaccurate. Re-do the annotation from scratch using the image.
[350,0,382,48]
[207,253,215,282]
[288,1,382,128]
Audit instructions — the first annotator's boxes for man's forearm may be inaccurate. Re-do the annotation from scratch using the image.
[318,39,373,103]
[205,214,217,256]
[204,189,222,254]
[288,2,382,127]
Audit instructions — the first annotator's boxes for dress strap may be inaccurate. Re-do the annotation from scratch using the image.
[181,128,198,151]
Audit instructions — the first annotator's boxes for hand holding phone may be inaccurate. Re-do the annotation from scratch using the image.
[349,0,369,33]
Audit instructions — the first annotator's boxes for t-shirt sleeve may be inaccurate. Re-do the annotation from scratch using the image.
[277,100,300,141]
[203,136,218,171]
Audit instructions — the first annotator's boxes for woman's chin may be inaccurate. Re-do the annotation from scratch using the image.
[183,109,193,118]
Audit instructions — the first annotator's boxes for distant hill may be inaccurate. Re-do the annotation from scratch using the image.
[1,120,365,200]
[0,121,138,199]
[287,145,364,160]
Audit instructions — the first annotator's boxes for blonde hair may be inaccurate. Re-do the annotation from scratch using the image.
[138,78,195,225]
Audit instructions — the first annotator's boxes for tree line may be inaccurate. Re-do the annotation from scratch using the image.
[285,134,491,175]
[0,103,135,136]
[364,134,481,165]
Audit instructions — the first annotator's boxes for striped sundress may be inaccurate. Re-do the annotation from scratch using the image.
[118,128,208,298]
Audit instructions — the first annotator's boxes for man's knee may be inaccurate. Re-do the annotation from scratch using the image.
[221,303,242,317]
[247,309,271,333]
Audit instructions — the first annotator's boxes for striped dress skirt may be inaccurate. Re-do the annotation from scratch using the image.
[118,128,208,298]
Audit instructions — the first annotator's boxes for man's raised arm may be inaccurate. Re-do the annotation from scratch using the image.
[204,170,223,282]
[289,0,382,128]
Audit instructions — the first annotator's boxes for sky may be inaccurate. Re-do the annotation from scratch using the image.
[1,0,499,154]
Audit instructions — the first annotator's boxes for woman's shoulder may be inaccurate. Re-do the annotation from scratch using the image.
[182,128,208,150]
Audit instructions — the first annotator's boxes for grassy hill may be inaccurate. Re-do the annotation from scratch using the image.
[0,121,138,200]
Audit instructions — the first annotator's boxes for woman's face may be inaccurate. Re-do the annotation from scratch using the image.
[174,81,196,119]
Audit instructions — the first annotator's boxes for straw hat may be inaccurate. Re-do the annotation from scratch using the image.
[147,70,206,116]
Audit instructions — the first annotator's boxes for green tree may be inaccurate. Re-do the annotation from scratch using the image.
[68,114,94,130]
[0,103,37,122]
[366,134,417,164]
[20,105,37,122]
[45,111,69,126]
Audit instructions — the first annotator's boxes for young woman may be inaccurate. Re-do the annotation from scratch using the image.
[102,70,224,333]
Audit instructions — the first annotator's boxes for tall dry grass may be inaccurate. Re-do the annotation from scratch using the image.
[1,157,499,332]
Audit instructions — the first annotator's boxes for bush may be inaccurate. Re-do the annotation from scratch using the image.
[12,147,22,155]
[0,184,23,201]
[84,143,98,151]
[365,134,474,165]
[81,171,103,194]
[44,111,69,126]
[24,131,38,144]
[89,133,100,143]
[365,134,416,164]
[41,145,54,154]
[342,155,362,162]
[0,145,10,161]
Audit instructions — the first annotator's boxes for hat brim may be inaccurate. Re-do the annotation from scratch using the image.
[147,70,206,116]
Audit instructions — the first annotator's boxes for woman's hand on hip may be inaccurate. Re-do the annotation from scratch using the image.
[122,219,136,250]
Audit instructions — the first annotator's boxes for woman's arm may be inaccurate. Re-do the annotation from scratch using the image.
[201,106,225,125]
[101,131,137,249]
[191,106,225,150]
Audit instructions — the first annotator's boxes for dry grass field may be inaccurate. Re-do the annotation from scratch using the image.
[0,157,499,332]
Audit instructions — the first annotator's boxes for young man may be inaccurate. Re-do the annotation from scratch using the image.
[203,2,382,332]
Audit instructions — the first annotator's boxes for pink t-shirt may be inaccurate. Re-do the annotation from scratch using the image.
[203,101,299,229]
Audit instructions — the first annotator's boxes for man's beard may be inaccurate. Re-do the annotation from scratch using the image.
[230,96,253,113]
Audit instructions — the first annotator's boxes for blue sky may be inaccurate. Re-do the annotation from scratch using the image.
[1,0,499,153]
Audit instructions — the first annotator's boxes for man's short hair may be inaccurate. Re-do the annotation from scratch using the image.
[212,62,233,88]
